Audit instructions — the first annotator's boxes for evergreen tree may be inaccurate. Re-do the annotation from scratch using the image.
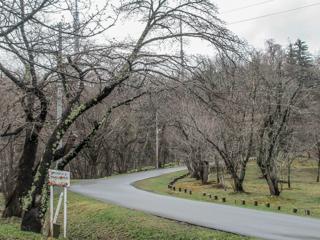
[293,39,313,67]
[286,39,314,86]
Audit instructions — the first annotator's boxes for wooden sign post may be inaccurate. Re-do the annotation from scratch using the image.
[48,169,70,238]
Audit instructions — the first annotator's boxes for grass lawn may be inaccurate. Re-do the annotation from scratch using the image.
[0,192,253,240]
[134,160,320,218]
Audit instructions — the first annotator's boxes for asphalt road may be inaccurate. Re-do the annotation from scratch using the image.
[71,167,320,240]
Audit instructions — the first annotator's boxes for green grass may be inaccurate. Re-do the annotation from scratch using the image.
[0,192,253,240]
[134,160,320,218]
[0,191,44,240]
[0,218,44,240]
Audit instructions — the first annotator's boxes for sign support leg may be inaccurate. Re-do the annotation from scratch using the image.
[63,187,67,238]
[53,191,64,224]
[50,185,54,237]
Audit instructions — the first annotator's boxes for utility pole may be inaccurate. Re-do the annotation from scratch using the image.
[57,23,63,129]
[155,110,159,169]
[54,0,79,169]
[54,23,63,170]
[179,14,184,81]
[57,0,79,127]
[73,0,80,53]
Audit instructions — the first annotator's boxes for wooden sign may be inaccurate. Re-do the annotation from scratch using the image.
[48,169,70,238]
[48,169,70,187]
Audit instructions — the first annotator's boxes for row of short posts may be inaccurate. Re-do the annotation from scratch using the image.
[202,193,311,216]
[168,185,311,216]
[202,193,226,202]
[168,185,192,195]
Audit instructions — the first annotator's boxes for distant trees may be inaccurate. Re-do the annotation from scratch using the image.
[0,0,241,233]
[183,56,256,192]
[61,90,177,179]
[307,62,320,182]
[253,41,299,196]
[0,0,319,234]
[176,39,319,196]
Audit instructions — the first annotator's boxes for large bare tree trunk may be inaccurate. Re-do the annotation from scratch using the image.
[233,178,244,192]
[257,167,281,196]
[316,143,320,183]
[229,170,245,193]
[235,165,247,193]
[188,147,201,179]
[265,174,281,196]
[2,130,39,218]
[288,164,291,189]
[214,157,220,183]
[190,162,201,179]
[21,143,54,232]
[257,156,281,196]
[317,156,320,183]
[200,161,209,184]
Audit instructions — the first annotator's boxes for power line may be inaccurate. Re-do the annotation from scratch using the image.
[221,0,274,14]
[228,2,320,25]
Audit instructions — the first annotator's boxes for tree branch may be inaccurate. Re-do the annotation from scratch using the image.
[57,92,146,169]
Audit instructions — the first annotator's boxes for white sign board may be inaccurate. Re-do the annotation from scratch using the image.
[48,169,70,187]
[48,169,70,238]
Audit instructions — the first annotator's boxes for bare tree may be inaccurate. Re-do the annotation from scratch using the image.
[0,0,116,219]
[0,0,53,37]
[181,55,255,192]
[0,0,243,232]
[254,41,304,196]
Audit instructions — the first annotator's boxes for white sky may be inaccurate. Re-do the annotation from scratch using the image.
[104,0,320,56]
[216,0,320,54]
[2,0,319,64]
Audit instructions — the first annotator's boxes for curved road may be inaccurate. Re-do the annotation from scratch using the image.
[71,167,320,240]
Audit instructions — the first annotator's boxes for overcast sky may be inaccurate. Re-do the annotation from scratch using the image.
[215,0,320,54]
[104,0,320,56]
